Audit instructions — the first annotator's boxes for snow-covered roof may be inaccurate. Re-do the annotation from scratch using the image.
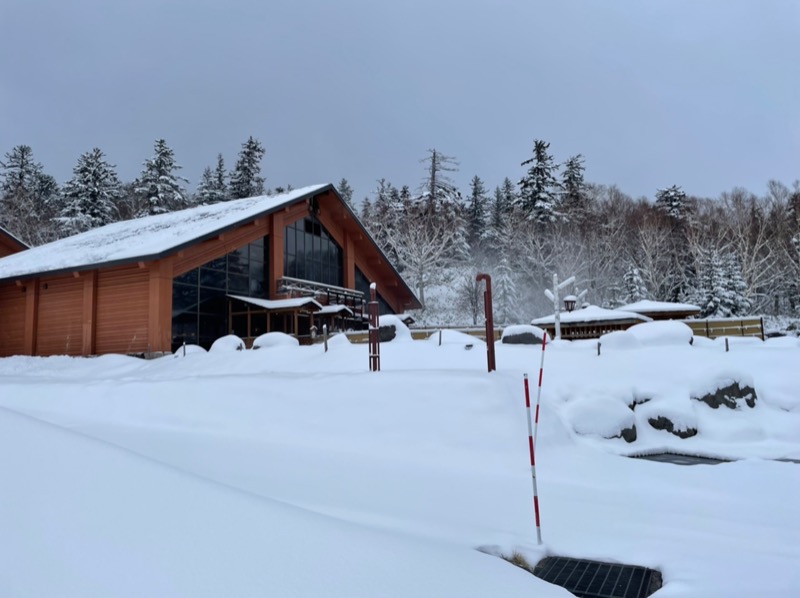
[317,304,354,316]
[228,295,323,311]
[617,300,701,314]
[0,185,328,282]
[0,226,27,249]
[532,305,652,325]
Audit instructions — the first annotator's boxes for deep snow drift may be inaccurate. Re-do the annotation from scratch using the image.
[0,325,798,597]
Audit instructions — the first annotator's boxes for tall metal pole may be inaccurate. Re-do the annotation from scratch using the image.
[476,273,496,372]
[368,283,380,372]
[552,273,561,341]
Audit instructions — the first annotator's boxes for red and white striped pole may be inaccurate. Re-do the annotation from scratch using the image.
[524,331,548,545]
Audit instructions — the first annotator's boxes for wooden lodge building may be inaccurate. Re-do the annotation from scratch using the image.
[0,184,420,357]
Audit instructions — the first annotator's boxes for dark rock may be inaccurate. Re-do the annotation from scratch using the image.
[501,332,543,345]
[628,397,651,410]
[378,325,396,342]
[692,381,757,409]
[648,416,698,439]
[619,425,637,443]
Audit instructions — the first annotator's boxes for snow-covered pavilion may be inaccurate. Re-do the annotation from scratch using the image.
[617,300,701,321]
[0,184,420,357]
[532,305,652,340]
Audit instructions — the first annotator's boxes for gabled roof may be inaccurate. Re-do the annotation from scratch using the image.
[0,226,28,252]
[0,185,327,282]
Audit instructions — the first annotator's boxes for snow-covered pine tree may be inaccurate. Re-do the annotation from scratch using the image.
[622,264,649,304]
[57,148,121,235]
[518,139,562,223]
[721,253,751,316]
[494,251,519,326]
[561,154,589,223]
[337,178,354,208]
[655,185,690,221]
[196,154,228,204]
[134,139,189,216]
[465,175,489,252]
[229,136,266,199]
[0,145,60,245]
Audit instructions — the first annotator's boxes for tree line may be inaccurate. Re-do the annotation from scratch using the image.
[0,137,268,245]
[345,142,800,325]
[2,137,799,324]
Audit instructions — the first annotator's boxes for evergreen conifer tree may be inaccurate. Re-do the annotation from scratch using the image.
[518,139,562,223]
[465,175,489,251]
[57,148,121,235]
[655,185,690,221]
[134,139,189,216]
[196,154,228,204]
[229,136,266,199]
[622,264,649,304]
[561,154,589,222]
[417,149,461,213]
[337,178,354,208]
[0,145,60,244]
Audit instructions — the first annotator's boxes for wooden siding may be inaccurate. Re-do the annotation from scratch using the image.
[0,283,26,355]
[95,266,151,354]
[0,231,26,258]
[36,275,84,356]
[684,317,765,340]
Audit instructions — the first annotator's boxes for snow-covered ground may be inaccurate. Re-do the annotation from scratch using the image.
[1,325,799,597]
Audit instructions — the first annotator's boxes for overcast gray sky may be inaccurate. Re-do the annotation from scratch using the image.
[2,0,798,202]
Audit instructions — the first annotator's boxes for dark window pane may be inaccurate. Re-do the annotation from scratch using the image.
[228,274,249,294]
[206,256,226,271]
[228,249,248,276]
[231,314,248,337]
[285,227,295,257]
[174,269,198,285]
[251,313,267,336]
[200,268,226,289]
[198,287,226,314]
[172,283,198,314]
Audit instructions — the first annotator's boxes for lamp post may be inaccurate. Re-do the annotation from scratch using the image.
[563,295,577,313]
[544,274,575,340]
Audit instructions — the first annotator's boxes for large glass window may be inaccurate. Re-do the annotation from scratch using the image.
[355,266,394,315]
[172,236,269,350]
[283,218,343,286]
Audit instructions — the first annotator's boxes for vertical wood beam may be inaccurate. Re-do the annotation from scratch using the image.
[148,258,173,354]
[81,271,97,355]
[269,212,285,298]
[23,279,39,355]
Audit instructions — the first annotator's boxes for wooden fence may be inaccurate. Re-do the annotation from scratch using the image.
[682,317,764,340]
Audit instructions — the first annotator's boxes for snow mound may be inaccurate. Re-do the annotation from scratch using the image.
[626,321,693,346]
[564,397,635,441]
[173,344,207,357]
[690,336,715,347]
[715,336,763,347]
[378,315,412,341]
[209,335,245,352]
[428,329,485,346]
[326,333,351,347]
[252,332,299,349]
[764,336,800,348]
[598,330,640,350]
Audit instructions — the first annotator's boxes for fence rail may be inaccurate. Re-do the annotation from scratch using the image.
[682,317,764,340]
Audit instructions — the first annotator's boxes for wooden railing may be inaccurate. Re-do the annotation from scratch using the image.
[682,317,764,340]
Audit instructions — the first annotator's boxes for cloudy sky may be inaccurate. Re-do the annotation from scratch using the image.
[2,0,798,202]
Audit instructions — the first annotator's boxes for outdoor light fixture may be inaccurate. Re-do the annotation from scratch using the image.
[563,295,577,313]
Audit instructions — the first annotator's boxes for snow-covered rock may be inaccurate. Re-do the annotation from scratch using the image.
[173,344,207,357]
[252,332,299,350]
[565,397,637,442]
[209,334,245,352]
[598,330,641,350]
[377,315,413,342]
[626,321,693,346]
[501,324,546,345]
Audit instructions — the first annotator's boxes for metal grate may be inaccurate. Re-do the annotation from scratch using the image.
[533,557,662,598]
[635,453,727,466]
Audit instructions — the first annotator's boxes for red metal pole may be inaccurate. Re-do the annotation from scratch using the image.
[476,273,496,372]
[368,283,380,372]
[524,332,548,545]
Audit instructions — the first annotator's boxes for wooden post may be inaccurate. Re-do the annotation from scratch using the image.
[476,273,496,372]
[368,284,380,371]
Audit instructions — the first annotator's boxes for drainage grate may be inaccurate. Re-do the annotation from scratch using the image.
[533,557,662,598]
[635,453,727,466]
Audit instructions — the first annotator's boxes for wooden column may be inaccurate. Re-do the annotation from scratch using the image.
[23,279,39,355]
[269,212,285,298]
[81,271,97,356]
[148,258,173,354]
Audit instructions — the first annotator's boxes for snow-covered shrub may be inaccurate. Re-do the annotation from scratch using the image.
[252,332,299,350]
[326,333,351,348]
[598,330,641,350]
[173,344,207,357]
[564,397,636,442]
[209,334,245,352]
[626,321,693,346]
